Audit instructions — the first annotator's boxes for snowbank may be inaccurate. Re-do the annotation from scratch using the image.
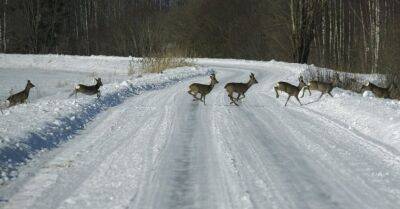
[0,54,140,74]
[263,61,400,157]
[0,65,210,182]
[196,58,305,74]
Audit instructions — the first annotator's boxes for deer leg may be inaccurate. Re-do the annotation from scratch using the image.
[295,95,302,106]
[191,92,199,101]
[274,87,279,98]
[236,93,241,101]
[196,93,203,100]
[328,92,333,97]
[189,90,199,99]
[300,86,307,98]
[229,95,235,104]
[203,95,206,105]
[231,98,239,106]
[285,96,291,106]
[318,92,324,100]
[229,93,238,105]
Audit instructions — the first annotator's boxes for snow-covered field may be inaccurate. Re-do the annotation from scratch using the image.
[1,54,400,209]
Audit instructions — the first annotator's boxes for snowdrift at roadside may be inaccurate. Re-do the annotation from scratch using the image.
[0,66,211,182]
[0,54,139,74]
[197,58,400,153]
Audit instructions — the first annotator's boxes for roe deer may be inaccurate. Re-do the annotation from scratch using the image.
[225,73,258,106]
[361,82,390,98]
[302,73,341,100]
[70,78,103,98]
[188,73,219,105]
[274,76,307,106]
[6,80,35,107]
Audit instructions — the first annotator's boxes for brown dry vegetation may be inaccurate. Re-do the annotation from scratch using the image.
[140,48,193,74]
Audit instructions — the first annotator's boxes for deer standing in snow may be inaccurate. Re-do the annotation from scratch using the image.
[6,80,36,107]
[274,76,307,106]
[361,82,390,98]
[188,73,219,105]
[225,73,258,106]
[70,78,103,99]
[1,80,35,114]
[302,73,341,100]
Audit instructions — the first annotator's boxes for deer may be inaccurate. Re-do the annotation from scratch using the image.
[361,82,390,98]
[302,73,341,100]
[188,73,219,105]
[6,80,36,107]
[69,78,103,99]
[224,73,258,106]
[274,76,307,106]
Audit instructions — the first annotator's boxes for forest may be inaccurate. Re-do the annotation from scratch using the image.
[0,0,399,74]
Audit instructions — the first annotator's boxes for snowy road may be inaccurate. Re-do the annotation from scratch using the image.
[1,61,400,209]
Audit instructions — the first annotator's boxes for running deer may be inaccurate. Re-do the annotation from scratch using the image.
[274,76,307,106]
[361,82,390,98]
[70,78,103,98]
[302,73,341,100]
[225,73,258,106]
[188,73,219,105]
[6,80,35,107]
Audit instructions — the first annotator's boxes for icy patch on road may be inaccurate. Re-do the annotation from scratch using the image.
[0,66,211,183]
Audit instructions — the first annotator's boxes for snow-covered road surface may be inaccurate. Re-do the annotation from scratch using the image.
[1,60,400,209]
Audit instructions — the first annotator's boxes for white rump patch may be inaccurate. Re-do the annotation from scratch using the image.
[274,83,279,88]
[75,85,80,90]
[0,100,9,109]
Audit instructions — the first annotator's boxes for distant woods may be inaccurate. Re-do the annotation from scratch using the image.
[0,0,399,74]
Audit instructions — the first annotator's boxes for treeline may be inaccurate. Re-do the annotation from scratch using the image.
[0,0,399,74]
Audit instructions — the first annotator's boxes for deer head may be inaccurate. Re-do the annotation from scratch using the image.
[248,73,258,85]
[210,73,219,86]
[26,80,35,89]
[95,78,103,87]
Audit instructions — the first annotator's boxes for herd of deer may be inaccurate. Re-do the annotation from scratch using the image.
[188,72,393,106]
[188,73,259,106]
[0,78,103,113]
[0,70,393,113]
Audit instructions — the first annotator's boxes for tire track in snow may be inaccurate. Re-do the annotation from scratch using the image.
[0,87,181,209]
[248,94,400,208]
